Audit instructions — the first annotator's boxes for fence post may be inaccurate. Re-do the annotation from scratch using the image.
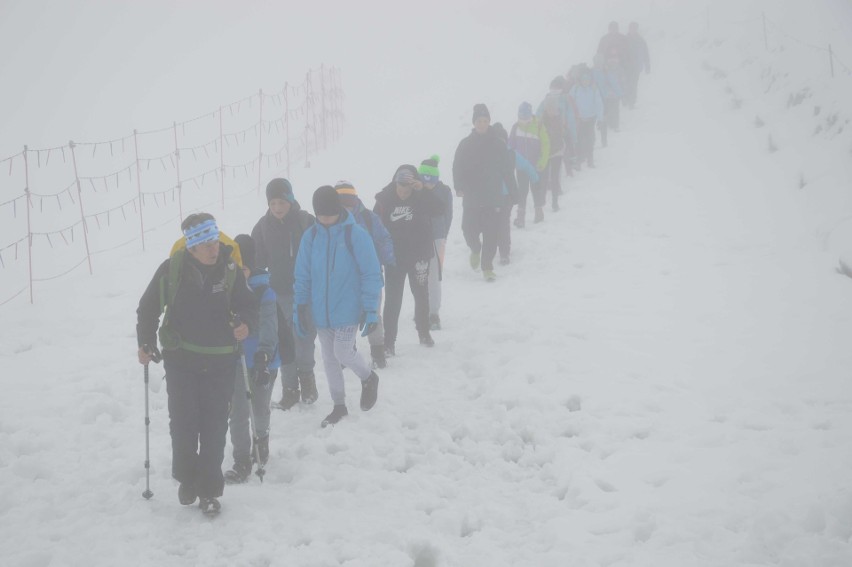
[132,130,145,251]
[219,106,225,209]
[23,146,33,303]
[68,140,93,275]
[284,83,290,178]
[257,89,263,195]
[829,44,835,78]
[762,12,768,50]
[172,122,183,221]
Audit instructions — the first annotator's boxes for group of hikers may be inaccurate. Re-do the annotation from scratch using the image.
[134,21,651,516]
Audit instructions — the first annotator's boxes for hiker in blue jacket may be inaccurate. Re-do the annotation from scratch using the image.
[293,186,383,428]
[334,180,395,369]
[570,67,605,168]
[593,53,624,147]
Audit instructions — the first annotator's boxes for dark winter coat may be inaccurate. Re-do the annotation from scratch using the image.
[136,244,258,366]
[626,33,651,74]
[430,181,454,240]
[597,31,630,64]
[250,204,315,298]
[452,128,512,209]
[374,183,445,265]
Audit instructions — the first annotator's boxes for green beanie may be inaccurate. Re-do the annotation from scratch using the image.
[418,155,440,180]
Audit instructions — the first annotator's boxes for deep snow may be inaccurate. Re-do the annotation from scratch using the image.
[2,1,852,566]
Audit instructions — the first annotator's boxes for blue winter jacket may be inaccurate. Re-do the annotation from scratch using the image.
[348,199,396,267]
[294,211,383,329]
[514,151,539,184]
[242,270,281,370]
[570,84,605,122]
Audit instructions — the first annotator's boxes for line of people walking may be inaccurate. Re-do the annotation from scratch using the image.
[133,20,649,515]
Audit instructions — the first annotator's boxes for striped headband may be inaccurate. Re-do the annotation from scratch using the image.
[183,219,220,248]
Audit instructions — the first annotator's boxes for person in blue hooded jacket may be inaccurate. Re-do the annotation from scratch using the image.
[294,186,383,428]
[224,234,281,484]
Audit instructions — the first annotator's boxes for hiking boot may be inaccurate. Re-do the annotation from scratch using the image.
[469,251,480,271]
[534,208,544,223]
[429,313,441,331]
[499,255,510,266]
[253,435,269,465]
[483,270,497,282]
[370,344,387,369]
[321,404,348,428]
[384,343,395,358]
[418,330,435,347]
[199,497,221,516]
[178,481,197,505]
[360,372,379,411]
[224,461,252,485]
[299,372,318,404]
[276,385,300,411]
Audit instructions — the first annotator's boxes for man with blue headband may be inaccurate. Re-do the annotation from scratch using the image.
[136,212,257,516]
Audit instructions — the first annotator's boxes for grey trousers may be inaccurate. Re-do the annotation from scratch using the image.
[229,365,277,466]
[318,326,371,405]
[276,293,316,390]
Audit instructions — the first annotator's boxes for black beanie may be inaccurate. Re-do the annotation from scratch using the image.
[265,178,295,203]
[234,234,256,271]
[472,103,490,123]
[312,185,342,217]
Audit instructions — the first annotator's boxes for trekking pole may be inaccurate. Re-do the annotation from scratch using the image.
[233,316,265,483]
[141,345,161,500]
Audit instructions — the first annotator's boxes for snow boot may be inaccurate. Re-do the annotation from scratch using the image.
[429,313,441,331]
[469,251,480,271]
[299,372,318,404]
[418,330,435,347]
[224,461,252,485]
[321,404,348,428]
[384,343,395,358]
[534,208,544,223]
[483,270,497,282]
[178,481,197,505]
[370,344,387,369]
[275,385,301,411]
[253,435,269,466]
[199,497,221,516]
[360,372,379,411]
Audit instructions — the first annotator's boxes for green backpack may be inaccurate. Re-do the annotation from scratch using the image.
[157,248,239,355]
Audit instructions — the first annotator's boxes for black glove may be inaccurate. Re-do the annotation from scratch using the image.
[253,351,271,387]
[143,344,162,364]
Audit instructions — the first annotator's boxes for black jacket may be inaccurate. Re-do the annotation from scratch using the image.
[452,128,511,209]
[136,245,257,364]
[374,184,445,264]
[251,204,315,297]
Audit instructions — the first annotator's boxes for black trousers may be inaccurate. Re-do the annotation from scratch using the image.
[577,119,597,166]
[541,156,563,207]
[383,260,430,347]
[516,168,544,212]
[164,353,236,499]
[497,204,512,258]
[462,206,500,271]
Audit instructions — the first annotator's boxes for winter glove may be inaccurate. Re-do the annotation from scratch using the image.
[294,304,309,338]
[359,311,378,337]
[253,351,271,387]
[139,344,162,365]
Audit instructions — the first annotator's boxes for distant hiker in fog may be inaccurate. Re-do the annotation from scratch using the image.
[537,77,571,213]
[490,122,520,265]
[597,21,630,66]
[417,156,454,331]
[593,53,624,147]
[570,67,604,169]
[509,101,549,228]
[625,21,651,108]
[453,103,510,282]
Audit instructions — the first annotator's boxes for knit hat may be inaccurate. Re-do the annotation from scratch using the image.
[418,155,440,183]
[472,103,490,123]
[312,185,343,217]
[492,122,509,143]
[518,101,533,120]
[394,168,418,185]
[265,178,295,203]
[183,218,219,249]
[234,234,255,271]
[334,180,359,209]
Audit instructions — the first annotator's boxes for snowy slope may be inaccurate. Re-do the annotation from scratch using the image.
[3,2,852,567]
